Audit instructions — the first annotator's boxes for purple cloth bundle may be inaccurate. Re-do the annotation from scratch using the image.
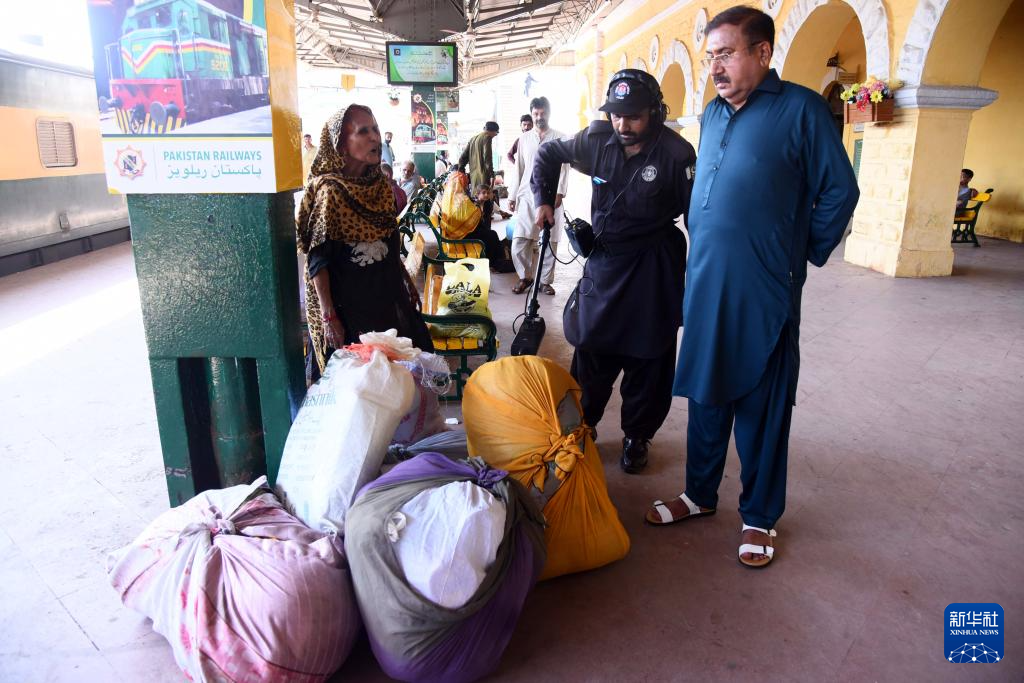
[345,452,546,683]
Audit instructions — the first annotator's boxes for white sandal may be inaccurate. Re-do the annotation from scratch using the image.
[738,524,777,568]
[645,492,716,526]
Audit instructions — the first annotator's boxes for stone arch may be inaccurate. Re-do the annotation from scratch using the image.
[896,0,1014,87]
[896,0,949,85]
[633,57,648,71]
[772,0,890,80]
[694,64,711,114]
[655,39,695,116]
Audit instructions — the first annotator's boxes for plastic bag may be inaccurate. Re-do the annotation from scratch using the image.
[432,258,491,339]
[345,453,545,683]
[463,356,631,580]
[391,354,449,446]
[439,171,481,239]
[276,348,415,531]
[107,478,360,682]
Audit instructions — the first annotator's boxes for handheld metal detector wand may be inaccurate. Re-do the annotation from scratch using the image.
[510,220,553,356]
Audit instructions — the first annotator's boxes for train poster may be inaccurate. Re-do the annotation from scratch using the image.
[85,0,287,193]
[409,86,436,153]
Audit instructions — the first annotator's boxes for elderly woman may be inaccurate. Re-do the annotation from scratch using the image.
[298,105,432,382]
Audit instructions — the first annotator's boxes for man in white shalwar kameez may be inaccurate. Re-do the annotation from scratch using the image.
[508,96,569,295]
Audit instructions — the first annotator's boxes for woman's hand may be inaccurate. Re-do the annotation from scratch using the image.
[324,316,346,350]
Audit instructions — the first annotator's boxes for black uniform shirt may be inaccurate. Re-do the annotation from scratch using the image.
[531,121,696,357]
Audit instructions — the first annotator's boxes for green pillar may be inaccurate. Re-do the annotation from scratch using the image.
[128,192,305,505]
[415,152,436,182]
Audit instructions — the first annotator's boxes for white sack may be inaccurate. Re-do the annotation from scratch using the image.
[391,481,506,609]
[276,350,415,531]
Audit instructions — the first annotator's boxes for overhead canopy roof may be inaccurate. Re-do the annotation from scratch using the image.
[294,0,615,84]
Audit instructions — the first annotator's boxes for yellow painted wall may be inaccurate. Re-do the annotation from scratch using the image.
[783,4,858,89]
[661,63,686,120]
[833,18,866,83]
[568,0,1024,258]
[962,0,1024,242]
[0,107,105,181]
[574,2,1020,119]
[922,0,1014,86]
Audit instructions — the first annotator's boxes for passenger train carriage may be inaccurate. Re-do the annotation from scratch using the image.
[0,50,129,277]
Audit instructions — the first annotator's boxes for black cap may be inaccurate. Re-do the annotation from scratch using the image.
[599,75,653,115]
[484,121,499,132]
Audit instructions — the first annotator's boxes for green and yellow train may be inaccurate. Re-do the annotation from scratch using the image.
[101,0,270,134]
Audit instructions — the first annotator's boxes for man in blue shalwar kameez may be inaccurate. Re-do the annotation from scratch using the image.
[645,6,859,568]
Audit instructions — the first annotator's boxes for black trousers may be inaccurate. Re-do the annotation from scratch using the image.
[570,345,676,440]
[685,325,795,529]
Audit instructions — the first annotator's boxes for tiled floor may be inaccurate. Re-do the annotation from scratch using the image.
[0,232,1021,682]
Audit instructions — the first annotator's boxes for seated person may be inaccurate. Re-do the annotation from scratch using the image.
[956,168,978,212]
[435,151,450,177]
[381,163,407,214]
[467,186,514,273]
[399,160,424,201]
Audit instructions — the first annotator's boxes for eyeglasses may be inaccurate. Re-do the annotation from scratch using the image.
[701,43,761,69]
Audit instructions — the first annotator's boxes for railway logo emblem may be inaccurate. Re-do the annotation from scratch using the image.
[614,82,630,99]
[115,146,146,180]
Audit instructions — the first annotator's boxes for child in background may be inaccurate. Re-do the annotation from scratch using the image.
[467,186,514,273]
[956,168,978,212]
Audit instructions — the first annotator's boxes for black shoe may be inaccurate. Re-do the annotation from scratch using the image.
[620,437,650,474]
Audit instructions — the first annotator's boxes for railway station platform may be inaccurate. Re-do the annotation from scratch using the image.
[1,228,1022,681]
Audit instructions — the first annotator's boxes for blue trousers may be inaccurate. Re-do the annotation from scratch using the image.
[684,326,794,529]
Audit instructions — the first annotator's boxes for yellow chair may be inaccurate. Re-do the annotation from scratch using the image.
[428,212,486,260]
[952,187,994,247]
[399,210,485,262]
[420,254,497,401]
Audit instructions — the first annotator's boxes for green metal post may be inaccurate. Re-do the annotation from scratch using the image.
[206,357,265,486]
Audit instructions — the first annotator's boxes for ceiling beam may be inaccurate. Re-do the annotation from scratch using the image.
[477,2,529,13]
[472,0,564,30]
[473,36,543,51]
[311,4,400,37]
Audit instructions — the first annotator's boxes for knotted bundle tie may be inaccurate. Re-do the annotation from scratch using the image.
[526,426,587,491]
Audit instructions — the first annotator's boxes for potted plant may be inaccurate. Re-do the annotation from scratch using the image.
[387,88,401,106]
[840,77,896,124]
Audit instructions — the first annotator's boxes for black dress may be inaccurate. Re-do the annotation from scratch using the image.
[306,230,433,382]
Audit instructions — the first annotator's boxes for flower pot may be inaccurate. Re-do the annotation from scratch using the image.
[389,98,400,107]
[844,99,894,124]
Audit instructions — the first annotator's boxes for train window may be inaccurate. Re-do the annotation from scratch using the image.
[209,16,225,43]
[36,120,78,168]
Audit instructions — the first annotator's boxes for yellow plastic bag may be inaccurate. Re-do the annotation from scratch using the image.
[433,258,492,339]
[463,356,630,580]
[440,172,482,240]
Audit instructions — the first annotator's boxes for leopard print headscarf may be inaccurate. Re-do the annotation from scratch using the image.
[296,106,400,375]
[296,106,397,253]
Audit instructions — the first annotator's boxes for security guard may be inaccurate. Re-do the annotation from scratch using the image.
[532,69,695,474]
